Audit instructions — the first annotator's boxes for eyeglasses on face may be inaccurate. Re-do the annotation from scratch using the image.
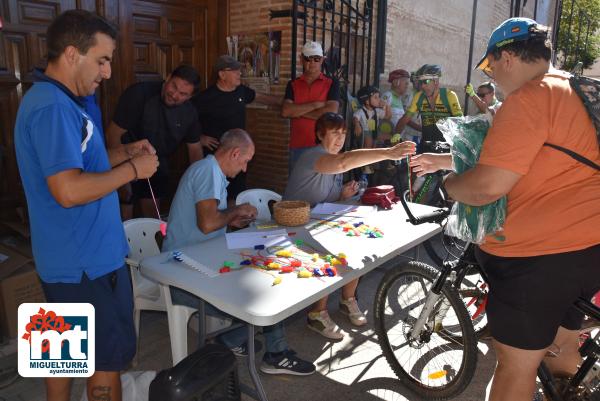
[303,55,322,62]
[419,79,435,85]
[477,91,491,97]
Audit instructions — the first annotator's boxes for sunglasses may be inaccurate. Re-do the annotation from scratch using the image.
[303,55,322,62]
[477,91,491,97]
[419,79,435,85]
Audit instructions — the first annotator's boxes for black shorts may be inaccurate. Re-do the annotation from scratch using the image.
[41,266,136,371]
[131,172,169,200]
[476,243,600,350]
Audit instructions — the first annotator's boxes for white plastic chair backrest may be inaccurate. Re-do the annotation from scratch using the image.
[235,189,282,221]
[123,218,162,262]
[123,218,162,293]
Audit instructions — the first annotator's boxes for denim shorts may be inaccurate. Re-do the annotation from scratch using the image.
[41,265,136,371]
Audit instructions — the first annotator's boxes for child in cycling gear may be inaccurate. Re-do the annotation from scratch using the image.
[353,85,391,176]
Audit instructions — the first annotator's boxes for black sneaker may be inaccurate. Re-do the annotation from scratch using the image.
[260,349,316,376]
[218,338,263,357]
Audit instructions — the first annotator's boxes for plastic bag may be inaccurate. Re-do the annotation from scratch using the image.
[436,115,507,244]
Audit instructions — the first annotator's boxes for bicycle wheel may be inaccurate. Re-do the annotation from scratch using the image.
[374,261,478,400]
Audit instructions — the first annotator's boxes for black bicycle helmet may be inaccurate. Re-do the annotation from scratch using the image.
[415,64,442,80]
[356,85,379,105]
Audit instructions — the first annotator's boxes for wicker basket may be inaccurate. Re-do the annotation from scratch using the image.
[273,200,310,226]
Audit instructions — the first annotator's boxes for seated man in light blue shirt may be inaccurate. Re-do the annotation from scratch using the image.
[163,129,315,375]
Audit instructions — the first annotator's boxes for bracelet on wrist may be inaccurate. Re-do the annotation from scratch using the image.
[127,159,138,181]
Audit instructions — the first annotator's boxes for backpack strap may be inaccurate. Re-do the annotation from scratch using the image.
[439,87,452,114]
[416,91,426,111]
[543,142,600,171]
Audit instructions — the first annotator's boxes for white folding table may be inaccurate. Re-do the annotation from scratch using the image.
[140,202,442,401]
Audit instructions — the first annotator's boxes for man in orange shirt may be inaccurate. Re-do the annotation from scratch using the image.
[442,18,600,401]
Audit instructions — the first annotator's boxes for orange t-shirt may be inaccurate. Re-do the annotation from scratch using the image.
[478,71,600,257]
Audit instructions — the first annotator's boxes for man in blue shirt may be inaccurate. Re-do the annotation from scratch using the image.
[14,10,158,401]
[164,129,316,375]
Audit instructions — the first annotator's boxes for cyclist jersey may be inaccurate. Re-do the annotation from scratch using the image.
[353,107,386,147]
[381,90,404,126]
[406,88,463,143]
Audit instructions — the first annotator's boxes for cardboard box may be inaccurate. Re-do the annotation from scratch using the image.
[0,245,45,338]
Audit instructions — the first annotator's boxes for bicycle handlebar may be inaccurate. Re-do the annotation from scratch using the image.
[398,188,450,226]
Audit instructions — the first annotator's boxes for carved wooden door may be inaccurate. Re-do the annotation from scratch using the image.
[120,0,219,204]
[0,0,221,217]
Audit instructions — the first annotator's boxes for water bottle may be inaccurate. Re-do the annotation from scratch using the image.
[357,174,369,197]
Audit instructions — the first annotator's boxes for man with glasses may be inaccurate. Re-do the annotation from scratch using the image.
[281,41,340,170]
[193,55,280,201]
[466,81,502,115]
[107,65,205,219]
[393,64,462,152]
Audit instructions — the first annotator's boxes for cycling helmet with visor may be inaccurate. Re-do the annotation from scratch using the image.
[476,17,540,77]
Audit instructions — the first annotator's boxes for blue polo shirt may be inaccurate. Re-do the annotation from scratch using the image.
[14,76,128,283]
[163,155,228,251]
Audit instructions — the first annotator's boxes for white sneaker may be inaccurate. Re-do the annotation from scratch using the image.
[339,297,367,326]
[307,310,345,340]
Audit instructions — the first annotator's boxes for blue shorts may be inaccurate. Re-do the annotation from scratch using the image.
[41,265,136,371]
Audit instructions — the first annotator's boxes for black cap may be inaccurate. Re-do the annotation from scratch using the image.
[214,55,242,72]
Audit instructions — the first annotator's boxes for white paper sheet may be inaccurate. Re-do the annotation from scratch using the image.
[311,203,377,217]
[225,229,288,249]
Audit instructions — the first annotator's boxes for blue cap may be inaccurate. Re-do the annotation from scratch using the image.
[476,18,538,70]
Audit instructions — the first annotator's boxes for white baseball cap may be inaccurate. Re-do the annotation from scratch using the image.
[302,41,323,57]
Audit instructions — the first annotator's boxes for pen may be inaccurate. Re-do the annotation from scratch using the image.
[262,232,296,238]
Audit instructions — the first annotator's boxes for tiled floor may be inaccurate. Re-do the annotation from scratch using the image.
[2,242,496,401]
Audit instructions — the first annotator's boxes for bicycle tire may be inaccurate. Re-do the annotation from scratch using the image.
[374,261,478,400]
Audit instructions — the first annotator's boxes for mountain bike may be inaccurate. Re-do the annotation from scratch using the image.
[373,197,600,400]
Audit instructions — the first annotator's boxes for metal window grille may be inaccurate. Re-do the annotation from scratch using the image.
[290,0,385,118]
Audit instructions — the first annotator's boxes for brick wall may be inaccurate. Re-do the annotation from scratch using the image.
[229,0,293,194]
[229,0,380,193]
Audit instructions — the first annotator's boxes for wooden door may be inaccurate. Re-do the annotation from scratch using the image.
[119,0,221,207]
[0,0,81,216]
[0,0,224,218]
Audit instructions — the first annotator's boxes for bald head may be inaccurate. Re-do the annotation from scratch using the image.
[215,128,255,178]
[218,128,253,151]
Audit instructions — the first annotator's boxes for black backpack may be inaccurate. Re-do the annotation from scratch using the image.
[543,74,600,171]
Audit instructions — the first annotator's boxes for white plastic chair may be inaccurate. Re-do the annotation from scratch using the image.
[235,188,282,221]
[124,219,196,365]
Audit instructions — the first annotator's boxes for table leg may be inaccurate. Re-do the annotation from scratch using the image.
[197,299,206,347]
[247,324,269,401]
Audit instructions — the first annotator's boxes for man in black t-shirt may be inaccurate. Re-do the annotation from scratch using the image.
[107,65,207,219]
[192,55,280,201]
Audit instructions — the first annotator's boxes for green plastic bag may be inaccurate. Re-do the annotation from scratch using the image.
[436,115,507,244]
